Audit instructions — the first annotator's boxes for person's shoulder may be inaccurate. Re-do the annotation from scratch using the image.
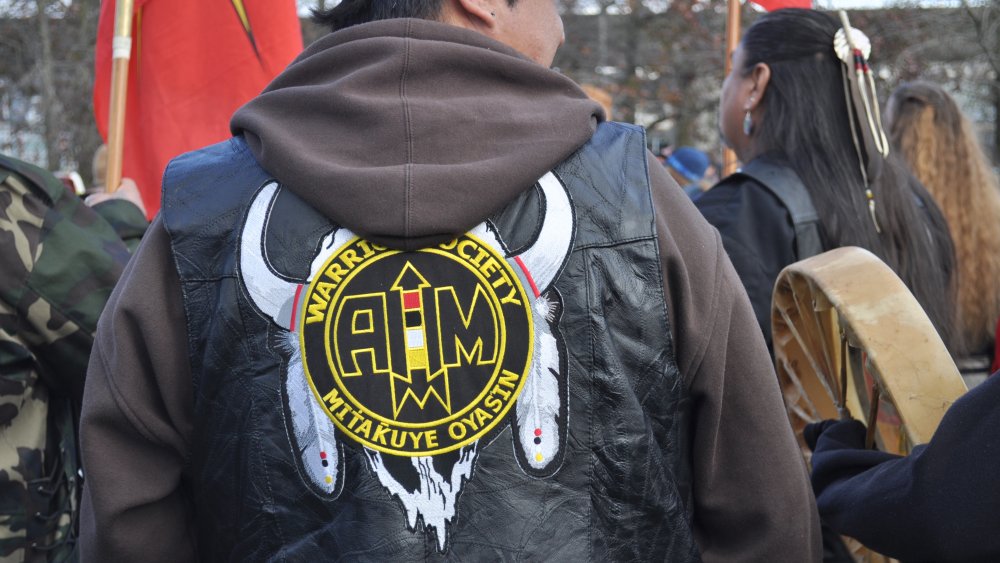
[0,155,124,257]
[697,172,768,206]
[594,120,642,135]
[0,154,123,237]
[0,154,67,205]
[697,171,788,221]
[0,156,129,364]
[165,137,256,184]
[577,120,644,156]
[162,137,270,225]
[644,149,723,263]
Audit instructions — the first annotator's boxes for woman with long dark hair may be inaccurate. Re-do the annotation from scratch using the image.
[696,8,959,353]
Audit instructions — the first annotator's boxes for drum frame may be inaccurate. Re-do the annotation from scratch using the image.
[772,247,966,455]
[772,247,968,562]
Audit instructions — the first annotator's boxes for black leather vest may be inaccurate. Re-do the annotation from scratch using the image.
[162,122,696,561]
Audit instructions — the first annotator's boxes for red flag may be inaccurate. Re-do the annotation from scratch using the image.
[747,0,812,10]
[94,0,303,217]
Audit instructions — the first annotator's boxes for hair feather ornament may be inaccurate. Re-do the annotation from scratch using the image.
[834,11,889,233]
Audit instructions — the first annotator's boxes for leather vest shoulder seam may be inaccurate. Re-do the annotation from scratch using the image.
[574,234,656,251]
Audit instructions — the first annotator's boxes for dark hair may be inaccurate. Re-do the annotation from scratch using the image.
[313,0,517,32]
[312,0,439,31]
[741,9,960,352]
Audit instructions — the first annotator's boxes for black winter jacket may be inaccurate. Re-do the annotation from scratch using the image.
[695,158,823,346]
[809,374,1000,562]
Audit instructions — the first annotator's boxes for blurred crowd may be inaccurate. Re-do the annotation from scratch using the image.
[2,4,999,563]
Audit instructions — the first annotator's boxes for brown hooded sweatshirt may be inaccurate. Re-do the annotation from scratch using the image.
[79,18,820,562]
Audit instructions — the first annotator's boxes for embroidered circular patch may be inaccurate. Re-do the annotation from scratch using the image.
[300,234,534,457]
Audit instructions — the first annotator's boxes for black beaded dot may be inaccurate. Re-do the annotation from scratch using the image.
[533,437,542,445]
[321,460,329,467]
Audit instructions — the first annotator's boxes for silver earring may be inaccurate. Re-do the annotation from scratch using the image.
[743,111,753,136]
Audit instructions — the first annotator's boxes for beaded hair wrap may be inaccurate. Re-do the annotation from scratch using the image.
[834,11,889,233]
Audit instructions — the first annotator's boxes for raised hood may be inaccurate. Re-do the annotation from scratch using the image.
[231,18,602,250]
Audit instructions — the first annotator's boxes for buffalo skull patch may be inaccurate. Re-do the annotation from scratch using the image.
[238,173,573,551]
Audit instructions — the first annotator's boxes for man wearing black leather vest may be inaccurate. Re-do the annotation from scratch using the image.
[78,0,821,561]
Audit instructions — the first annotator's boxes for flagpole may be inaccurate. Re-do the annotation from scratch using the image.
[722,0,741,176]
[105,0,135,193]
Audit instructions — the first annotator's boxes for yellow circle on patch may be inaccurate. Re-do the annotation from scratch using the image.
[299,234,534,457]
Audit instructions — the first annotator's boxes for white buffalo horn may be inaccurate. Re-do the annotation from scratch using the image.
[509,172,574,294]
[239,182,302,326]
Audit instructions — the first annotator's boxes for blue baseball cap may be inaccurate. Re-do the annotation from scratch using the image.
[666,147,710,183]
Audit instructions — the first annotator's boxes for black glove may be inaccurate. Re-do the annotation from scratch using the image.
[809,418,898,497]
[803,419,840,451]
[810,419,868,452]
[805,418,869,456]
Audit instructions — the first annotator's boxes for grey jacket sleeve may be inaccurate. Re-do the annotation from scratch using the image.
[648,153,821,562]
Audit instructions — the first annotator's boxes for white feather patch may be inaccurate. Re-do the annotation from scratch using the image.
[283,333,340,494]
[516,295,563,471]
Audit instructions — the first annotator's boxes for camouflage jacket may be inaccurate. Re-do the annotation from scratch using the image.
[0,155,146,562]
